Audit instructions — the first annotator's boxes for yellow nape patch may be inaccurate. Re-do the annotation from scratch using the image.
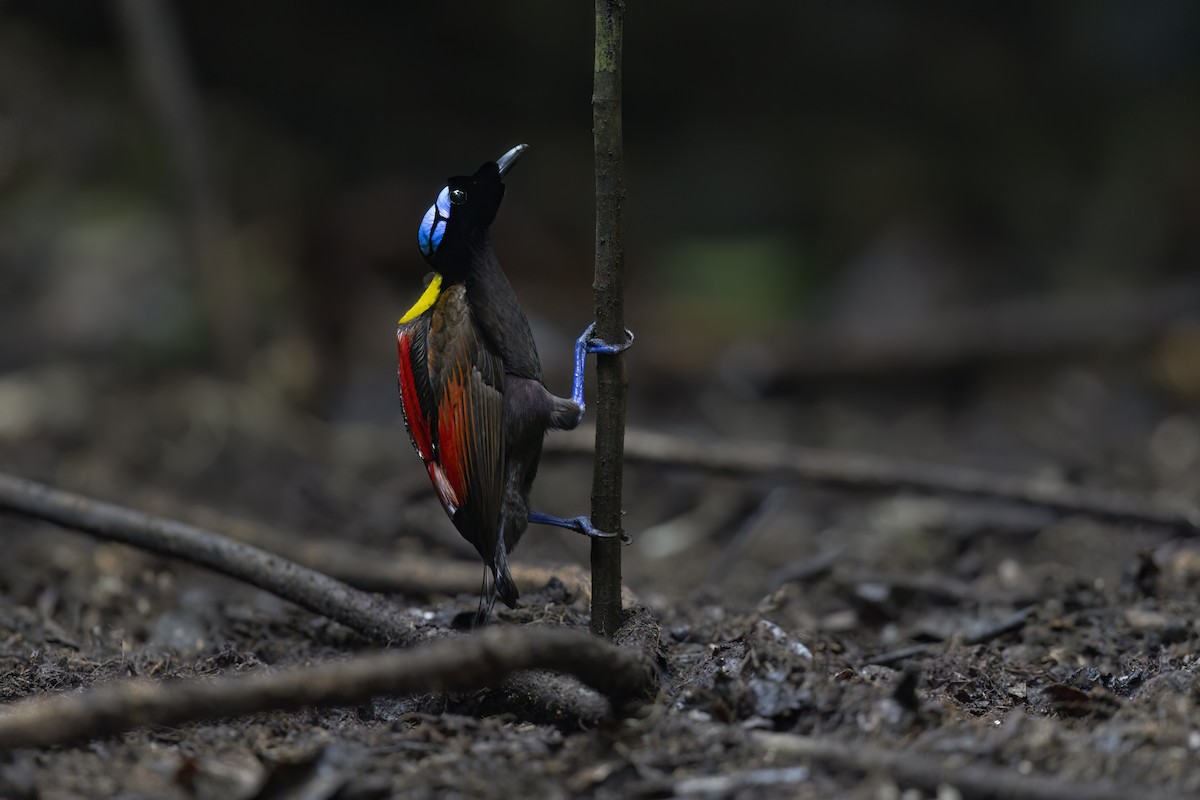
[399,273,443,323]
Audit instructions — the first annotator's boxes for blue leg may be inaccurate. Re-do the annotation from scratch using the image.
[572,323,634,414]
[529,509,622,539]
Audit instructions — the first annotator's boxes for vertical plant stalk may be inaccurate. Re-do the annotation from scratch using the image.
[116,0,250,375]
[590,0,628,639]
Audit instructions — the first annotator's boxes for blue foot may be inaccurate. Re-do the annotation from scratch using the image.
[572,323,635,413]
[529,510,622,540]
[583,322,634,355]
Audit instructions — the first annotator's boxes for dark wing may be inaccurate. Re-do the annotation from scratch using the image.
[398,285,505,559]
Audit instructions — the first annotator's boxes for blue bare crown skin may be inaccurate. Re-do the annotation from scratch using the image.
[418,186,453,259]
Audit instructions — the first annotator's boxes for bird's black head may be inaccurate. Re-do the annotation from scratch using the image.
[418,144,527,271]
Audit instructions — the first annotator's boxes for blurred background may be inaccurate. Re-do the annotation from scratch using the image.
[2,1,1200,603]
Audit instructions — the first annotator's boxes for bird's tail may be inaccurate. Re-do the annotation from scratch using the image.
[493,537,520,609]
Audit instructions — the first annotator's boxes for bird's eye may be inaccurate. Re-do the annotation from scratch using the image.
[449,188,467,205]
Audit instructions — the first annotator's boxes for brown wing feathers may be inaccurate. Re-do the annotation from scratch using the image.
[400,285,505,561]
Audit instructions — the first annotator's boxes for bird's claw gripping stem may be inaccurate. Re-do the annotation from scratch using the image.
[528,510,630,544]
[572,322,635,412]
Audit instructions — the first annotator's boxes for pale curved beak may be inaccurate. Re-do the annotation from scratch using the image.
[496,143,529,177]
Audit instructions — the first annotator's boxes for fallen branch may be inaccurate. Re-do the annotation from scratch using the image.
[0,626,657,749]
[547,428,1200,534]
[0,473,420,646]
[0,473,652,728]
[865,605,1035,667]
[137,496,636,603]
[669,766,811,796]
[751,730,1189,800]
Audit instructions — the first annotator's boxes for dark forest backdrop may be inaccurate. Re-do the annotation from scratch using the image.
[3,4,1200,797]
[3,2,1198,419]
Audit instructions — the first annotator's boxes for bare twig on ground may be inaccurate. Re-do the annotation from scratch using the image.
[115,0,249,374]
[547,428,1200,534]
[669,767,811,796]
[865,605,1035,667]
[486,605,661,726]
[0,627,657,749]
[0,472,421,645]
[751,730,1189,800]
[709,487,790,585]
[768,545,845,587]
[842,570,1027,605]
[3,467,638,611]
[0,473,659,729]
[589,0,630,639]
[133,494,637,603]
